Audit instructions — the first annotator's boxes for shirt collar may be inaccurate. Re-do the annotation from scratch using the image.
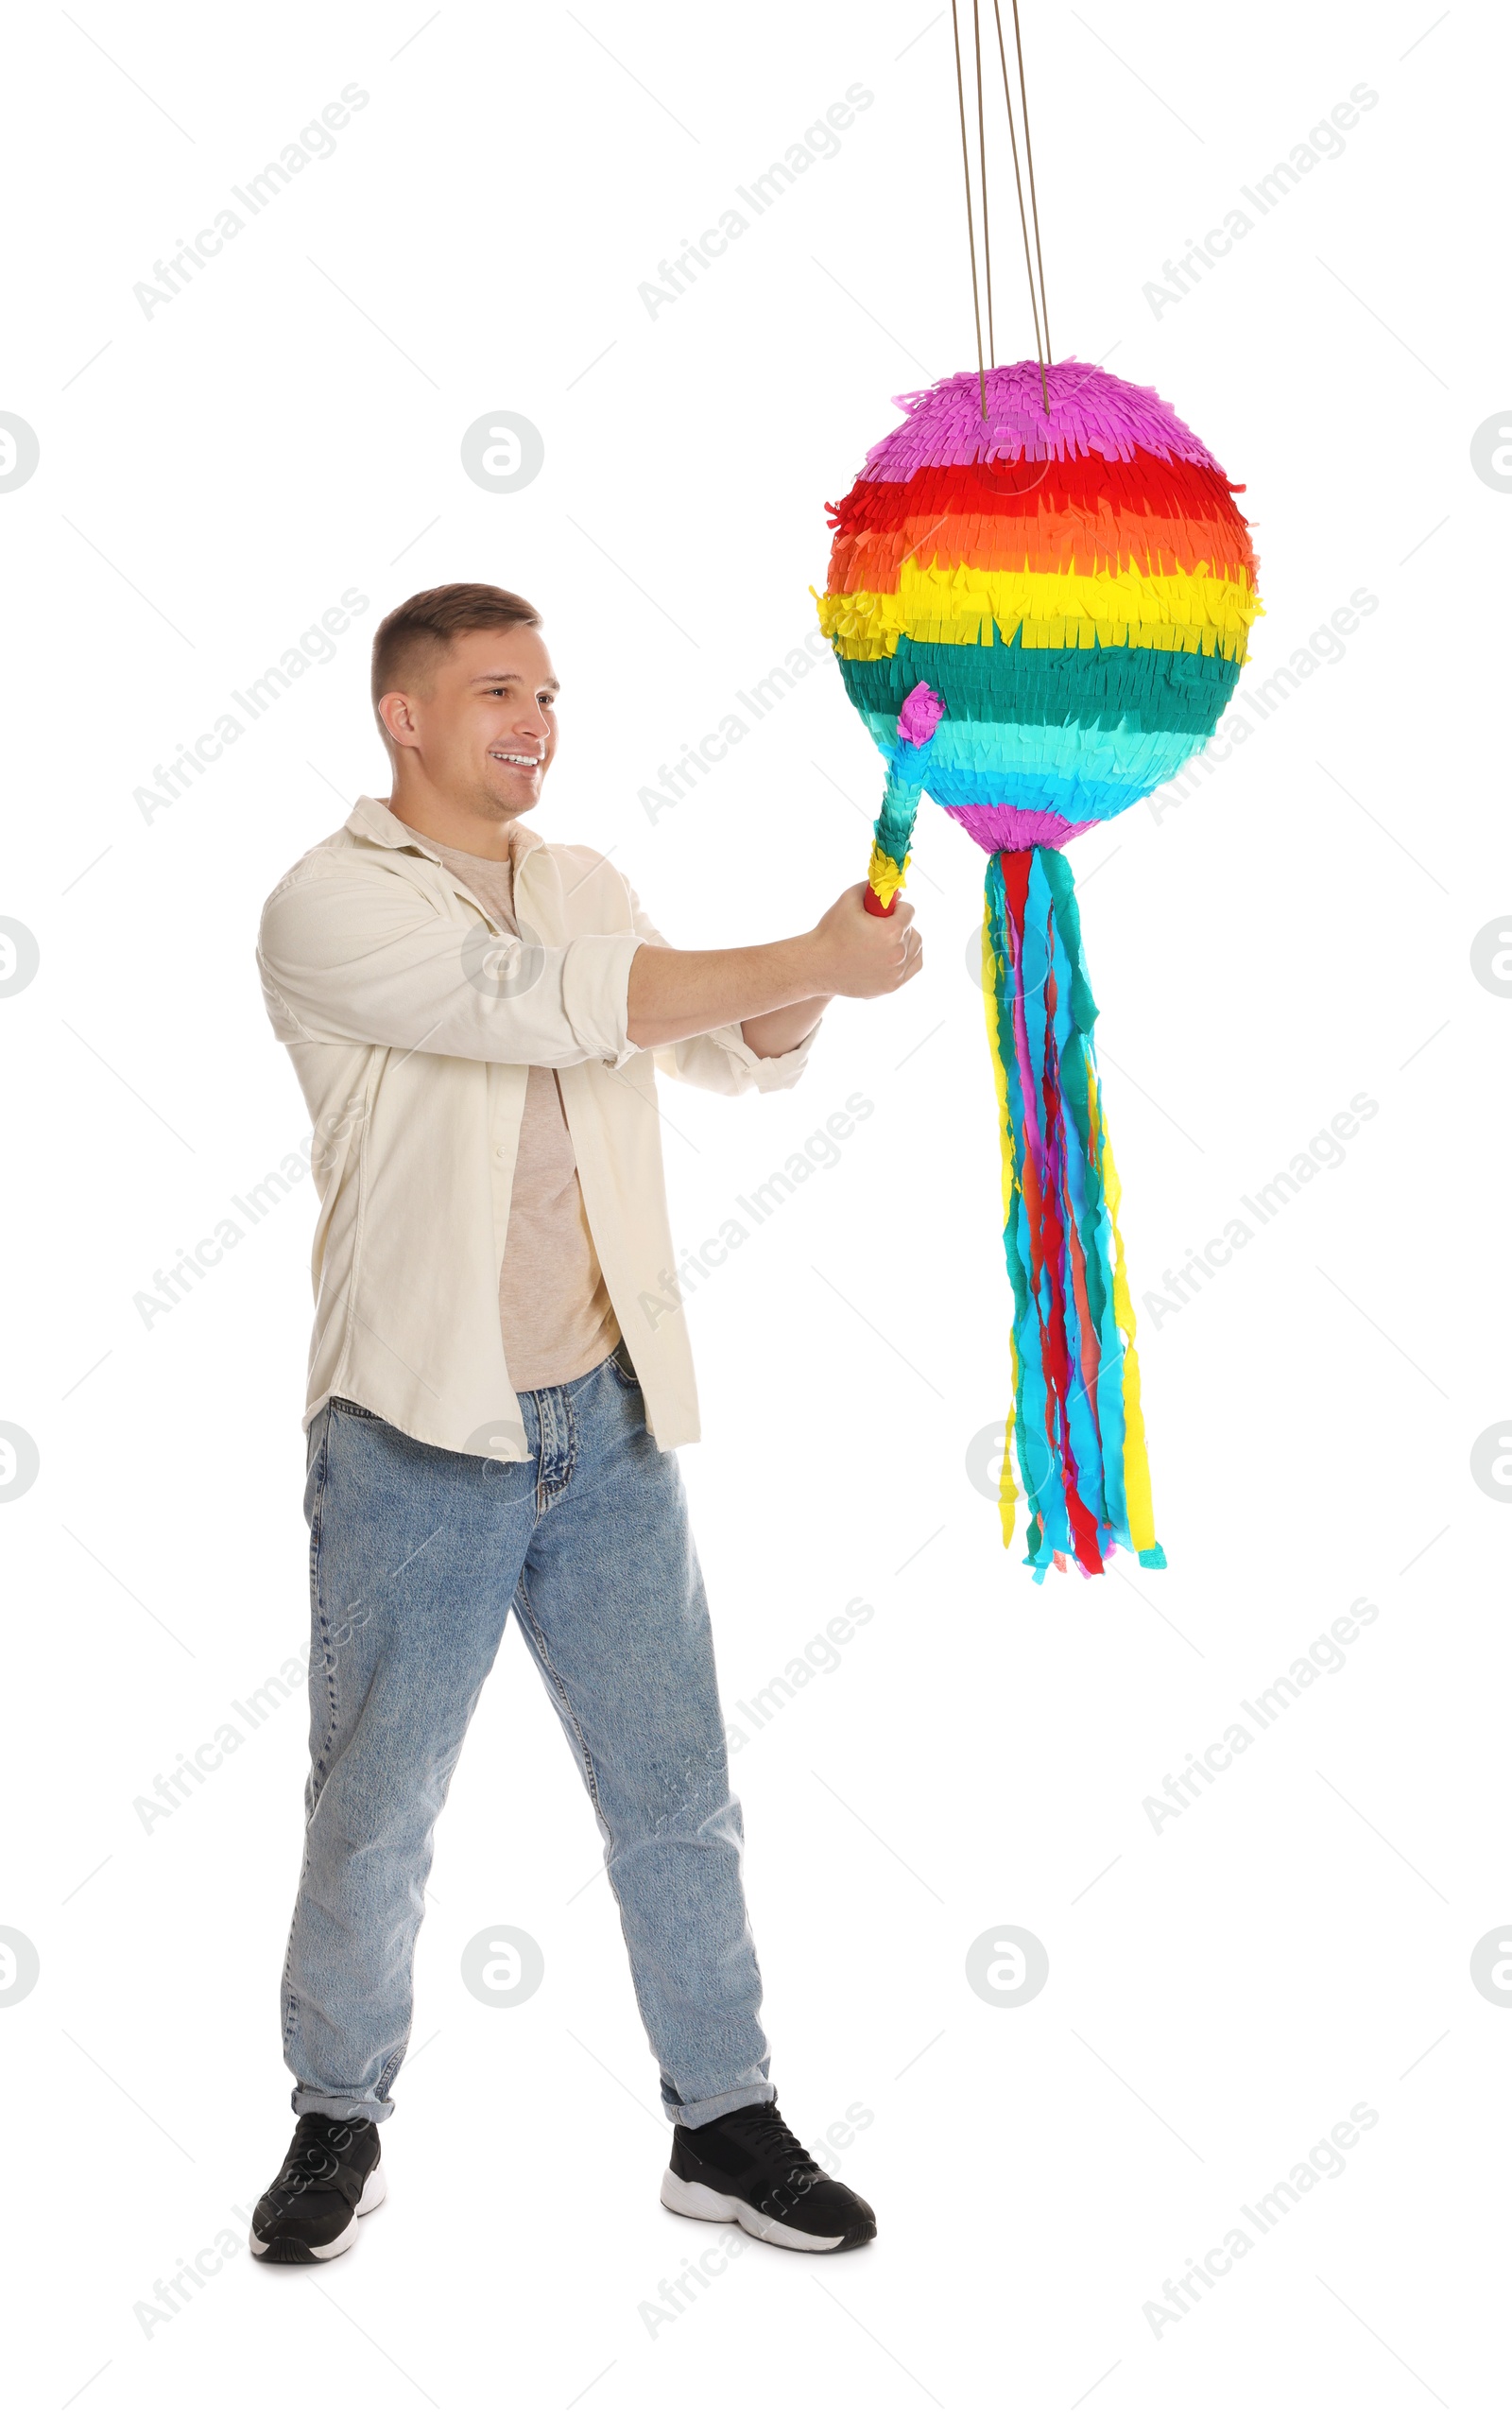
[346,794,548,866]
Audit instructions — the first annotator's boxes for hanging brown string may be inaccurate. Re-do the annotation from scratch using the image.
[972,0,994,366]
[949,0,988,418]
[990,0,1047,411]
[1010,0,1053,369]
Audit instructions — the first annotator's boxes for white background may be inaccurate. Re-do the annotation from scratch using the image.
[1,1,1503,2411]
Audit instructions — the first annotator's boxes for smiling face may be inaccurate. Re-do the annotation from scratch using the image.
[378,622,560,827]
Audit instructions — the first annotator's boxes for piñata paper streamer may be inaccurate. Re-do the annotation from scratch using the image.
[818,359,1261,1579]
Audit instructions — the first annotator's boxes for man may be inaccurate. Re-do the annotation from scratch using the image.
[249,581,921,2265]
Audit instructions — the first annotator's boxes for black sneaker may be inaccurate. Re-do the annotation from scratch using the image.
[662,2098,876,2252]
[249,2113,386,2263]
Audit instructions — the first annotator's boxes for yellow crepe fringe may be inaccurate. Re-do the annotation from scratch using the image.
[867,843,910,907]
[819,560,1261,663]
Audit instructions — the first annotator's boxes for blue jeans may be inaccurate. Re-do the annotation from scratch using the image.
[282,1342,774,2128]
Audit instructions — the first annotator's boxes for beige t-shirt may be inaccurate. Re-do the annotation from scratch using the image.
[400,821,621,1391]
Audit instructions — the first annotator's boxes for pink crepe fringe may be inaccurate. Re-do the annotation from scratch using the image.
[861,359,1227,482]
[897,680,947,746]
[944,803,1098,852]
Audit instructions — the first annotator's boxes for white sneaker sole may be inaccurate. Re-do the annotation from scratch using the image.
[659,2166,845,2252]
[249,2159,387,2261]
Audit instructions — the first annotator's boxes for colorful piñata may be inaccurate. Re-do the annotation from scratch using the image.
[817,357,1261,1578]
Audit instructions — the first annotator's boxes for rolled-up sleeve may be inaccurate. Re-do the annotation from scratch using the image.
[653,1019,821,1095]
[620,880,822,1096]
[258,862,645,1067]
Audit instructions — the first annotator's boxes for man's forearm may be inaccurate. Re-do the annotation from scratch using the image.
[627,934,826,1050]
[625,883,921,1053]
[739,995,832,1058]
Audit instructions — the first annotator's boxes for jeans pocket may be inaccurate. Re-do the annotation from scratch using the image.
[607,1338,640,1390]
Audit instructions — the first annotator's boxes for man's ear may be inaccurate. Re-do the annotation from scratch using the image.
[378,690,420,751]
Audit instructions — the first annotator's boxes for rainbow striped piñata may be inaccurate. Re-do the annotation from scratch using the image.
[817,358,1261,1580]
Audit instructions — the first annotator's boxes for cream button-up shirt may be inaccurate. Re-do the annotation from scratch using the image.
[256,795,819,1459]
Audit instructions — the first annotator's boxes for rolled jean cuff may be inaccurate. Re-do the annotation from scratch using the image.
[291,2083,395,2125]
[663,2081,776,2129]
